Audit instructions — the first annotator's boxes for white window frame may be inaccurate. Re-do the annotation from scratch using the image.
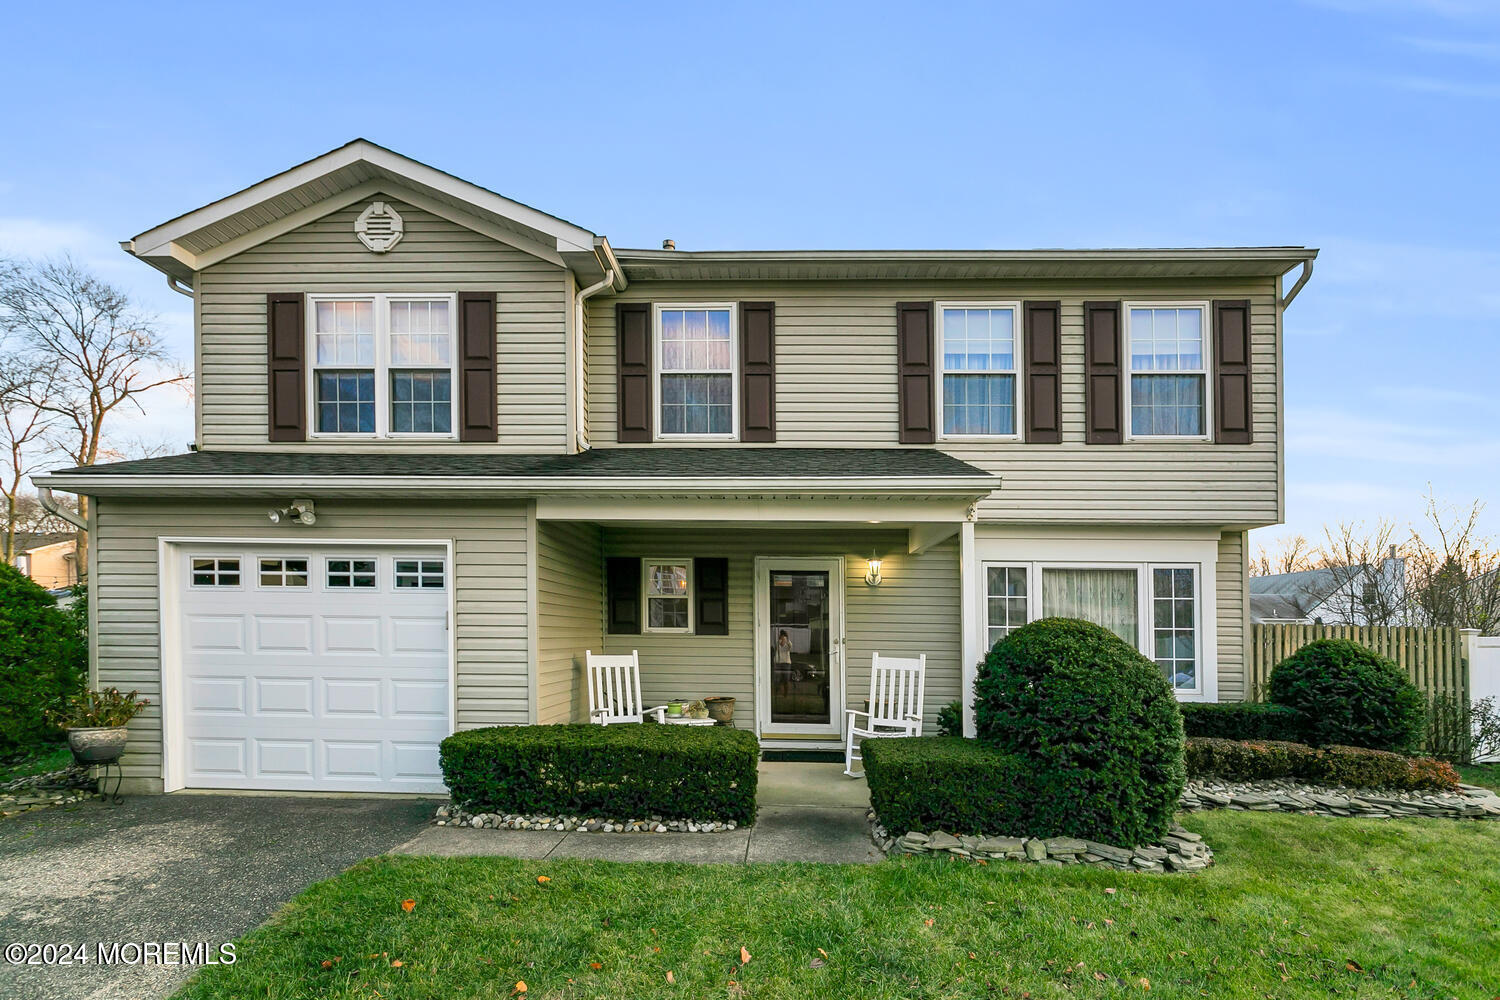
[935,301,1024,441]
[394,557,447,591]
[652,302,739,442]
[980,559,1205,698]
[255,555,310,590]
[324,555,379,591]
[188,556,243,589]
[642,557,694,634]
[983,563,1030,651]
[1122,301,1212,443]
[306,292,460,441]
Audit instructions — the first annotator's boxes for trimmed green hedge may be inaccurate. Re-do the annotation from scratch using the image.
[1185,737,1459,792]
[439,724,759,824]
[973,618,1185,846]
[1180,702,1302,742]
[1268,639,1425,753]
[0,565,86,752]
[863,737,1034,836]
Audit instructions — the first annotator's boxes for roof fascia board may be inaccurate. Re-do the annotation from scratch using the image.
[132,140,596,258]
[35,472,996,497]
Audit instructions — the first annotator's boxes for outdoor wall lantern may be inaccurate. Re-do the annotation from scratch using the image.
[865,551,883,587]
[267,500,317,526]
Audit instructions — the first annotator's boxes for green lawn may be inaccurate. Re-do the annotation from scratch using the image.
[1457,762,1500,792]
[176,811,1500,1000]
[0,742,71,784]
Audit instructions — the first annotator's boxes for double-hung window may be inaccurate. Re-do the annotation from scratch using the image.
[1125,303,1209,439]
[644,560,692,633]
[982,561,1203,695]
[655,304,736,439]
[310,293,457,438]
[939,303,1020,437]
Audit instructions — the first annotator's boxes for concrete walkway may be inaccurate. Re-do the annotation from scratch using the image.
[396,761,883,864]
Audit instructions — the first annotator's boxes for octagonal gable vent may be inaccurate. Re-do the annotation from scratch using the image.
[355,201,404,253]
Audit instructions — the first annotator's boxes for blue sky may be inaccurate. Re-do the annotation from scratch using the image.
[2,0,1497,553]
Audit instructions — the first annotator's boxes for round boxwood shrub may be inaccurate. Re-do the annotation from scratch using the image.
[0,563,87,751]
[974,617,1186,846]
[1268,639,1424,753]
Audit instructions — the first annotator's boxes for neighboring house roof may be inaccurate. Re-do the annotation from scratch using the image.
[1249,592,1314,622]
[1249,562,1400,623]
[37,448,998,501]
[12,531,76,553]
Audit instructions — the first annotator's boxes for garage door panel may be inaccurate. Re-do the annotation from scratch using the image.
[177,544,451,793]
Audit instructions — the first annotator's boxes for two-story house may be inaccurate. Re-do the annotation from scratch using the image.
[38,140,1316,794]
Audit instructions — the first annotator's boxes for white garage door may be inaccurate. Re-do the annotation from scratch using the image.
[173,544,450,793]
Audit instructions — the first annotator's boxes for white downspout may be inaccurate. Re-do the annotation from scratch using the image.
[38,486,89,531]
[573,269,616,452]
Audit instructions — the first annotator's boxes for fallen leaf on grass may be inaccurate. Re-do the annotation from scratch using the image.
[809,958,826,969]
[666,971,675,984]
[1346,960,1364,973]
[740,947,752,964]
[589,962,603,970]
[817,948,828,959]
[1104,888,1116,895]
[401,899,416,912]
[1094,972,1107,981]
[391,960,403,968]
[320,960,333,969]
[536,876,551,884]
[1139,977,1150,990]
[924,919,935,927]
[513,982,527,994]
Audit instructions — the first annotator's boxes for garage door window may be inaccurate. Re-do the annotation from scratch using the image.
[327,558,377,589]
[191,557,240,587]
[259,557,309,588]
[395,559,445,589]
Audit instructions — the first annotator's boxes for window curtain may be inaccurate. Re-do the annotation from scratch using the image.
[1042,568,1138,644]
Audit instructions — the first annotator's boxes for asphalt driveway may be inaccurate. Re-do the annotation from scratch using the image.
[0,793,436,1000]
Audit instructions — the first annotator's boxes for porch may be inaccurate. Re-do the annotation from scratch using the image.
[535,516,970,750]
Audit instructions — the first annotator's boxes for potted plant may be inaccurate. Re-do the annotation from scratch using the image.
[666,699,686,718]
[705,696,736,725]
[47,688,150,766]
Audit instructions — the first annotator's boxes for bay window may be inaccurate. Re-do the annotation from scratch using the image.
[656,304,736,438]
[1125,304,1209,439]
[939,303,1020,437]
[309,293,457,438]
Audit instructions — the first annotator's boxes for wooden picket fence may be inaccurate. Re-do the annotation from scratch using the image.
[1248,624,1469,703]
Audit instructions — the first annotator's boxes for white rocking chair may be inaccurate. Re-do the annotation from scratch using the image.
[844,652,927,777]
[585,650,667,725]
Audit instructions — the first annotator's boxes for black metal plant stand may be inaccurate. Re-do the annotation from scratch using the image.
[95,761,125,805]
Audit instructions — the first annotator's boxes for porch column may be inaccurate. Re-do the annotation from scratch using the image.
[959,520,979,738]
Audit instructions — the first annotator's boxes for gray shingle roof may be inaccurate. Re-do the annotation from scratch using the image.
[49,447,994,480]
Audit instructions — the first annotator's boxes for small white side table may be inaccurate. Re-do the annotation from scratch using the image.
[661,716,716,726]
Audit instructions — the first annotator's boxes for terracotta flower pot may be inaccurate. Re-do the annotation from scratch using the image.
[67,726,128,765]
[705,697,736,724]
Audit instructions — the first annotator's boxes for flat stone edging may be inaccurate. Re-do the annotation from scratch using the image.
[1180,779,1500,819]
[867,810,1213,873]
[0,766,100,818]
[437,804,740,834]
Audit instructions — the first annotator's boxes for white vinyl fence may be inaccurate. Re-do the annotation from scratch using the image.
[1464,630,1500,763]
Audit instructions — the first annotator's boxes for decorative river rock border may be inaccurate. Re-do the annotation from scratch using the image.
[1180,779,1500,819]
[436,804,738,834]
[868,810,1213,873]
[0,767,99,818]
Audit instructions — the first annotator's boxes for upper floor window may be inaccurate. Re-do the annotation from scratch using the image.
[656,304,736,439]
[1125,304,1209,440]
[310,294,456,438]
[939,304,1020,437]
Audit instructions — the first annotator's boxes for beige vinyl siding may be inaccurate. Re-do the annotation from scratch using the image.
[92,497,530,793]
[1216,529,1249,702]
[587,279,1280,526]
[599,527,960,732]
[535,520,603,723]
[196,198,569,451]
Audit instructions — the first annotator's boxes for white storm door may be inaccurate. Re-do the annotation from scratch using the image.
[754,556,845,737]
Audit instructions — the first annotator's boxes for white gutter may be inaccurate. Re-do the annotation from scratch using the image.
[34,473,996,498]
[37,486,89,531]
[572,267,616,452]
[1280,256,1315,310]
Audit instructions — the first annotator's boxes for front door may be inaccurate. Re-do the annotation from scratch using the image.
[754,557,844,737]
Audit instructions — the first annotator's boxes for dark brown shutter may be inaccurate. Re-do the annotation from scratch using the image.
[617,303,651,442]
[896,302,935,444]
[606,557,641,635]
[267,293,305,442]
[1083,301,1123,444]
[739,302,775,442]
[1213,299,1253,444]
[458,292,498,442]
[694,557,729,635]
[1023,301,1061,443]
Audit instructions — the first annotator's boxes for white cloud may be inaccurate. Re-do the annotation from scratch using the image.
[1287,406,1500,465]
